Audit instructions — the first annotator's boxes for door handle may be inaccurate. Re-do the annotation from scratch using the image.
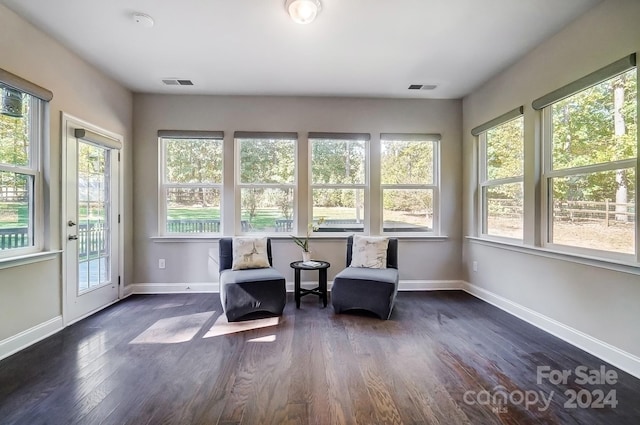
[68,235,78,240]
[68,220,76,227]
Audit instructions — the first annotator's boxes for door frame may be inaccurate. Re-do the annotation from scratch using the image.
[61,112,124,326]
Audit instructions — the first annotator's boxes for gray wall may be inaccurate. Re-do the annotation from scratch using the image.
[462,0,640,357]
[0,5,133,341]
[4,0,637,374]
[132,95,463,286]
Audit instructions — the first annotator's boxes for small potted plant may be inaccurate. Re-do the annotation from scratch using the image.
[291,218,324,262]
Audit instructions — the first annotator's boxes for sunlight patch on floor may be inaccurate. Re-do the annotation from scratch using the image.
[152,301,197,310]
[129,311,215,344]
[203,315,280,338]
[247,335,277,343]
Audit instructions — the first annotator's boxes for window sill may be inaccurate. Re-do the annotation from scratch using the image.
[466,236,640,276]
[151,234,449,242]
[0,250,62,271]
[151,235,221,243]
[277,234,449,241]
[380,234,449,241]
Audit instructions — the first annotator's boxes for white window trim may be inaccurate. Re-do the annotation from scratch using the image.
[309,136,370,236]
[467,236,640,276]
[380,138,440,236]
[0,95,45,259]
[158,135,223,236]
[541,106,638,263]
[477,115,524,243]
[234,135,298,235]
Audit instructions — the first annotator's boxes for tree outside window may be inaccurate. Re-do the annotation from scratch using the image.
[381,134,439,233]
[0,85,38,253]
[479,116,524,240]
[237,133,296,233]
[160,134,223,234]
[545,68,637,255]
[310,134,368,233]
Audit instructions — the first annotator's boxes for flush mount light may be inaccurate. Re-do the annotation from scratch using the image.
[285,0,321,24]
[132,12,154,28]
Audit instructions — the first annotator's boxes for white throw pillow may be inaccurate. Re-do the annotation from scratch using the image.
[350,235,389,269]
[231,237,271,270]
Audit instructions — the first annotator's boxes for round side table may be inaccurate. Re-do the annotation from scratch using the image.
[289,260,330,308]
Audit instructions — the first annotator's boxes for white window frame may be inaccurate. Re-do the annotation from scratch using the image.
[476,112,524,242]
[309,133,370,235]
[536,57,638,261]
[380,133,440,236]
[0,75,49,260]
[234,132,298,235]
[158,131,224,236]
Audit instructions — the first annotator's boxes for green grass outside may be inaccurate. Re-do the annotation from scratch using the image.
[167,207,284,230]
[166,206,427,230]
[167,207,221,220]
[312,207,361,220]
[241,209,282,230]
[0,203,28,229]
[3,202,426,231]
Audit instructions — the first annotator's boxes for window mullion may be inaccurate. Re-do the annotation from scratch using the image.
[311,184,366,189]
[483,176,523,186]
[0,164,37,175]
[164,183,222,188]
[545,159,636,179]
[381,184,436,190]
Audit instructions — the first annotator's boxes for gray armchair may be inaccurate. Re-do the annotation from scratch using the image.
[218,238,286,322]
[331,236,399,320]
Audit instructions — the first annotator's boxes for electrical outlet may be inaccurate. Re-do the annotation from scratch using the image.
[472,261,478,272]
[159,259,166,269]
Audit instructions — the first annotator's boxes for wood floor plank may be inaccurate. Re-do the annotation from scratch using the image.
[1,291,639,425]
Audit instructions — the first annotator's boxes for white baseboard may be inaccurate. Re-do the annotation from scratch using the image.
[128,280,464,295]
[127,282,218,294]
[0,316,63,362]
[462,281,640,379]
[397,280,463,291]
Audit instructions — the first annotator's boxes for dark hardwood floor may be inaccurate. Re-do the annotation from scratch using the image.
[1,291,638,425]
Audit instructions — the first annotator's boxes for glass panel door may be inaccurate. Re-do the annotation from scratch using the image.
[63,115,120,324]
[77,141,111,292]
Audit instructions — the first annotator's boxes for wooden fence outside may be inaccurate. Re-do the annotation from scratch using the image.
[489,199,635,226]
[554,200,635,226]
[2,201,635,251]
[0,187,28,202]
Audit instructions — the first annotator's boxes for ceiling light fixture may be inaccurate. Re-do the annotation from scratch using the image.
[285,0,321,24]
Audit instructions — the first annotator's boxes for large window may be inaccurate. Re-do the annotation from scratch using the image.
[309,133,369,233]
[0,77,48,257]
[476,111,524,240]
[381,133,439,233]
[236,132,297,233]
[537,57,637,257]
[159,131,223,235]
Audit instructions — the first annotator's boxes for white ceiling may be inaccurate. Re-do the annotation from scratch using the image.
[2,0,601,99]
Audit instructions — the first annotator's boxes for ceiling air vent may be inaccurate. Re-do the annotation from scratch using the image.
[408,84,437,90]
[162,79,194,86]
